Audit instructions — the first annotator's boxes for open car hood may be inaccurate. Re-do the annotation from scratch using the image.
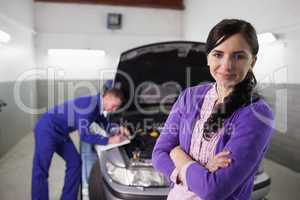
[110,41,214,159]
[113,41,214,107]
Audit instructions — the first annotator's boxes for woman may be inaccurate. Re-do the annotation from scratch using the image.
[152,19,274,200]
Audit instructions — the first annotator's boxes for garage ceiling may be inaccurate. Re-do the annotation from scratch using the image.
[35,0,185,10]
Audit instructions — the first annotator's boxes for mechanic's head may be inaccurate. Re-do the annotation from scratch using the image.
[102,88,124,113]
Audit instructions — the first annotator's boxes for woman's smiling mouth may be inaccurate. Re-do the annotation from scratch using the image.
[217,72,236,79]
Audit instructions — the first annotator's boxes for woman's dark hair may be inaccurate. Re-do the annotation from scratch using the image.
[203,19,260,140]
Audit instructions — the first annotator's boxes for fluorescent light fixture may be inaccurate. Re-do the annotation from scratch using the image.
[48,49,105,57]
[0,30,11,43]
[258,32,277,44]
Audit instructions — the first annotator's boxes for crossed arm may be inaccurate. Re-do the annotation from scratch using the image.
[170,146,231,180]
[152,89,274,199]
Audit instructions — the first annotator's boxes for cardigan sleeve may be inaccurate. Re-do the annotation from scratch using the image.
[184,101,274,200]
[152,88,189,181]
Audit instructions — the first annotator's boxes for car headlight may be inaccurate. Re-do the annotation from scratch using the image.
[106,161,167,187]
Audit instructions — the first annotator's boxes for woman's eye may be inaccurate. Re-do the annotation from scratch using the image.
[212,53,222,58]
[234,54,245,60]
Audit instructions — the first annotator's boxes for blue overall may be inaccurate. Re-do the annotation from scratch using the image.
[31,94,109,200]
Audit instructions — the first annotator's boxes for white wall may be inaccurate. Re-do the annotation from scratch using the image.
[34,2,183,80]
[0,0,36,157]
[0,0,35,82]
[183,0,300,84]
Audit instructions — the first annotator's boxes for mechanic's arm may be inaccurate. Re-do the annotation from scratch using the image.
[75,112,110,145]
[171,103,274,200]
[78,114,129,145]
[79,122,129,145]
[78,118,109,145]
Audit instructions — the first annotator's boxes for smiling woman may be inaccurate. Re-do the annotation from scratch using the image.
[152,19,274,200]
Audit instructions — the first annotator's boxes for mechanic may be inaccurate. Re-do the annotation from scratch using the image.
[31,88,128,200]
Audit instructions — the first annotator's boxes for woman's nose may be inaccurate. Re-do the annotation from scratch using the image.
[221,57,233,71]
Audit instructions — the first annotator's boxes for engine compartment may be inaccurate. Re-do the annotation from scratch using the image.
[110,106,170,161]
[125,128,160,160]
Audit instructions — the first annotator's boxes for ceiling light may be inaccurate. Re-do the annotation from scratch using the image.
[48,49,106,57]
[0,30,11,43]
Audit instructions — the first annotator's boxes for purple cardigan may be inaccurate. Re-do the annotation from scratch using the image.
[152,83,274,200]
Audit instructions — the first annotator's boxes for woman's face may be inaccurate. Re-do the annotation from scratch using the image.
[207,33,256,89]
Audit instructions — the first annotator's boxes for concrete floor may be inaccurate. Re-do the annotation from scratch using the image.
[0,133,299,200]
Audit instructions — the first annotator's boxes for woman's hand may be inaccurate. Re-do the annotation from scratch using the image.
[170,146,193,171]
[205,150,231,173]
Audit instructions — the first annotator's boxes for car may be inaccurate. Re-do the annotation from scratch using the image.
[81,41,271,200]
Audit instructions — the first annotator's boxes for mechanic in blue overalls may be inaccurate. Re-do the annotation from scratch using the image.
[31,88,128,200]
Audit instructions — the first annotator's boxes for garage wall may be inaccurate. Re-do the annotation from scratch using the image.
[0,0,36,157]
[183,0,300,84]
[33,1,184,128]
[34,2,183,80]
[183,0,300,172]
